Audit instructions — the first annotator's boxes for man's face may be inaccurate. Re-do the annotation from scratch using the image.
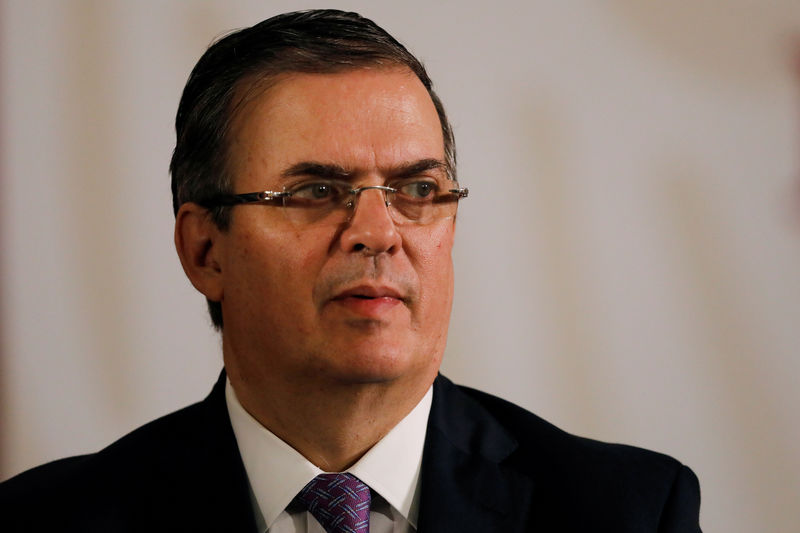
[216,68,455,390]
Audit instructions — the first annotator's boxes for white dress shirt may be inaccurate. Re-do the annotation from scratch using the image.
[225,379,432,533]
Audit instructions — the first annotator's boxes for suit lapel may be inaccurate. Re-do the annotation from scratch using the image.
[165,371,259,532]
[416,375,534,533]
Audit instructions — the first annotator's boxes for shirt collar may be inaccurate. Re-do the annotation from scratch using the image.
[225,379,432,530]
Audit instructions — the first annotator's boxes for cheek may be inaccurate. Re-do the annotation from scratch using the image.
[411,224,455,309]
[248,228,333,299]
[415,223,455,270]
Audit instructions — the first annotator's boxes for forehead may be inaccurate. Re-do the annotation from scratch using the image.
[227,68,445,183]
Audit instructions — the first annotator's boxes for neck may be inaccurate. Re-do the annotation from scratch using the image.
[226,361,436,472]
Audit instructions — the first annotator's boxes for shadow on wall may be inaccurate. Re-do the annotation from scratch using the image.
[657,161,788,529]
[60,2,137,414]
[513,94,603,433]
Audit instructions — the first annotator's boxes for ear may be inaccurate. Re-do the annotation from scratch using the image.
[174,203,225,302]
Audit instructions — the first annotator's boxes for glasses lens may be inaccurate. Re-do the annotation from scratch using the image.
[389,178,461,224]
[281,181,350,226]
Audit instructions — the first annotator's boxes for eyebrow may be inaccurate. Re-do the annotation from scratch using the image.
[280,158,449,182]
[389,159,448,180]
[281,162,350,180]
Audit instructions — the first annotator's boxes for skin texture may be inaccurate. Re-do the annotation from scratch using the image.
[175,68,456,471]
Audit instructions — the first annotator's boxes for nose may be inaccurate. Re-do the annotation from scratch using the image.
[339,187,402,255]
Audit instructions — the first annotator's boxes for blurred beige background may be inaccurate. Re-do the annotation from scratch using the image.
[2,1,799,531]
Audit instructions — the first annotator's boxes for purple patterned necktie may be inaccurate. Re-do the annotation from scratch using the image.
[294,473,371,533]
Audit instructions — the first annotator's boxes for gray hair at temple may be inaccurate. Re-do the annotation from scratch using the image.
[169,9,456,330]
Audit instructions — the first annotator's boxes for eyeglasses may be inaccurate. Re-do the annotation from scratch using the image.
[199,176,469,227]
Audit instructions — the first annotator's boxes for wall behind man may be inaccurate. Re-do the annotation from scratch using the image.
[2,1,799,531]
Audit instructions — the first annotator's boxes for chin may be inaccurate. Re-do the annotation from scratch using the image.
[318,345,431,386]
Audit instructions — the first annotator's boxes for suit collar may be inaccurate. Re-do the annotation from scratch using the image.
[191,372,536,532]
[417,375,534,532]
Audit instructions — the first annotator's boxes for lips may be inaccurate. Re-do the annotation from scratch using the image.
[332,285,404,301]
[330,285,405,318]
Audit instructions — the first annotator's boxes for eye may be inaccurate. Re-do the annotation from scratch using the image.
[397,180,437,199]
[290,181,344,201]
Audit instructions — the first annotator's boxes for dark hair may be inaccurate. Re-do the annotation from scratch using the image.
[170,9,456,330]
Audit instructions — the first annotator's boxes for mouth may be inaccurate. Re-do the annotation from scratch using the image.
[332,285,405,302]
[330,285,406,318]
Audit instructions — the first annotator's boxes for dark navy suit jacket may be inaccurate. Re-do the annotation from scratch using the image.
[0,372,702,532]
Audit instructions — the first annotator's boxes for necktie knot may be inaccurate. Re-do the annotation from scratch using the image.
[294,473,371,533]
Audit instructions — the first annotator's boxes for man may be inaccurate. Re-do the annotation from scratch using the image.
[0,9,702,532]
